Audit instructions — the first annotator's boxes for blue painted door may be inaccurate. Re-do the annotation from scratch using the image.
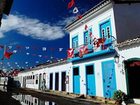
[100,20,112,44]
[73,67,80,94]
[102,60,116,98]
[86,65,96,96]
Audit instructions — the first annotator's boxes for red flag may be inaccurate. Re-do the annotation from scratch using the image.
[67,48,74,58]
[98,38,106,44]
[85,25,88,30]
[94,38,106,48]
[79,45,88,58]
[68,0,75,9]
[77,15,82,19]
[1,45,13,60]
[4,51,13,59]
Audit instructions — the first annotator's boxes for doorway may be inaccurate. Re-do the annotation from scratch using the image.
[125,58,140,98]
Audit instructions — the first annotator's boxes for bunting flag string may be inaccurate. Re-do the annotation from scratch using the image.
[1,45,13,60]
[66,0,82,20]
[0,44,67,70]
[0,44,66,53]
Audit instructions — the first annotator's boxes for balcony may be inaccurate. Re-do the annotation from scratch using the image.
[67,38,116,62]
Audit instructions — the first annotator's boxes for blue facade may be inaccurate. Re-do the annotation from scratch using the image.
[72,36,79,56]
[69,19,114,62]
[99,19,112,44]
[69,16,117,98]
[73,66,80,94]
[102,60,117,98]
[72,35,78,48]
[85,64,96,96]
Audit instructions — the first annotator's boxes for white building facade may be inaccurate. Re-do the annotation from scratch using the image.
[66,0,140,99]
[18,61,72,92]
[16,0,140,103]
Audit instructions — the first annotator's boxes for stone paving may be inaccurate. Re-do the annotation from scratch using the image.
[17,88,140,105]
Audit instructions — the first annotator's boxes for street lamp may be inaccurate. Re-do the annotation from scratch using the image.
[114,54,120,63]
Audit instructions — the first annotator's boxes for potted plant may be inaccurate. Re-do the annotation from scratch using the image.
[113,90,126,105]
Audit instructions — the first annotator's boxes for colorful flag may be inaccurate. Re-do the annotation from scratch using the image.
[38,55,42,57]
[73,7,79,14]
[4,51,13,59]
[13,50,17,53]
[79,45,88,58]
[1,45,13,59]
[68,0,75,9]
[67,48,74,58]
[8,46,12,49]
[85,25,88,30]
[25,46,30,50]
[26,52,30,55]
[42,47,47,51]
[59,48,63,52]
[25,62,28,64]
[94,38,106,48]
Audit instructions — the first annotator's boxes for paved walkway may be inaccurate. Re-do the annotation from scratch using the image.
[16,88,114,105]
[16,88,139,105]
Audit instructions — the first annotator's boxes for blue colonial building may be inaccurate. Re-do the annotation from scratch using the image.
[16,0,140,104]
[65,0,140,99]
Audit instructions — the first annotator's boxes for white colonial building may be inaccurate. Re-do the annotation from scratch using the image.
[65,0,140,99]
[18,60,72,92]
[16,0,140,104]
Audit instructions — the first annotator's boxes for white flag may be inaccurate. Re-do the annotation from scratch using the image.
[38,55,42,57]
[73,7,79,14]
[13,50,17,53]
[25,46,30,50]
[25,62,28,64]
[59,48,63,52]
[8,46,12,49]
[26,52,30,55]
[36,61,39,63]
[42,47,47,51]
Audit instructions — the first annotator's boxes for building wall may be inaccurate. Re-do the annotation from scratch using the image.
[114,3,140,43]
[18,62,72,92]
[18,68,48,90]
[70,55,117,97]
[68,2,119,97]
[48,63,72,92]
[69,7,117,48]
[117,43,140,94]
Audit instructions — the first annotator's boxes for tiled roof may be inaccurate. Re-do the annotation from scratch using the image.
[19,59,68,73]
[117,37,140,48]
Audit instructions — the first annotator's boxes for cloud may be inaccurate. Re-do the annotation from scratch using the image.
[57,16,75,26]
[0,14,74,41]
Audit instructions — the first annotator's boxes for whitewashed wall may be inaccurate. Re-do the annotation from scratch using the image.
[116,44,140,94]
[68,3,118,97]
[70,56,116,97]
[69,7,117,48]
[18,62,72,92]
[18,68,48,89]
[48,62,72,92]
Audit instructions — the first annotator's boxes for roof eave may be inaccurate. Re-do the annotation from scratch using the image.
[65,0,112,31]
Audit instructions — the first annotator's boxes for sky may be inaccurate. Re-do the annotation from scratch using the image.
[0,0,102,71]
